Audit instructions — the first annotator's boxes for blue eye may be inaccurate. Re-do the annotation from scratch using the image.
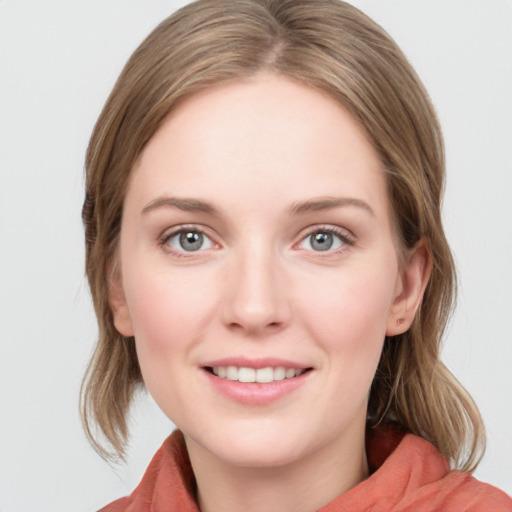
[300,230,345,252]
[166,230,213,252]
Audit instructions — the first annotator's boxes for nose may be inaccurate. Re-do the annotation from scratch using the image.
[221,243,290,336]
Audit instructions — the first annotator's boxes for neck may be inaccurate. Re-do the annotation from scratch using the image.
[185,426,368,512]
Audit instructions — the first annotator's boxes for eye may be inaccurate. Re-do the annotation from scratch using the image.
[164,229,214,253]
[299,229,348,252]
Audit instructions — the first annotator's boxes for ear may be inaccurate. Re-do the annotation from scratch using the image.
[386,239,432,336]
[108,266,134,337]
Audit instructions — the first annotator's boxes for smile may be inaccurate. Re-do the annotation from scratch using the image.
[210,366,308,383]
[201,359,313,405]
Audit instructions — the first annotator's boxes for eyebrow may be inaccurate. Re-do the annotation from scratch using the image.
[141,197,219,216]
[288,196,375,216]
[141,195,374,218]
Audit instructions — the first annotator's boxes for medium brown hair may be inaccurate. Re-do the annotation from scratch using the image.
[81,0,485,469]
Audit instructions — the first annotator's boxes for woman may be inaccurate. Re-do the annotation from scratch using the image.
[81,0,512,510]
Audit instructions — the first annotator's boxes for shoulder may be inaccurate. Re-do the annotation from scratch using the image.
[98,431,199,512]
[437,473,512,512]
[377,434,512,512]
[322,430,512,511]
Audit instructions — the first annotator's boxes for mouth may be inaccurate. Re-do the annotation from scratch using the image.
[201,359,313,405]
[203,365,312,383]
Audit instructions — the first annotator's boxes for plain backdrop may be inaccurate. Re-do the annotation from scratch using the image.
[1,1,511,510]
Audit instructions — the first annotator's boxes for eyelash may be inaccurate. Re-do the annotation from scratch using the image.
[295,225,355,255]
[159,224,355,257]
[159,225,218,257]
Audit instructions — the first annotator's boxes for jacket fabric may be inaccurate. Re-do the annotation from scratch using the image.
[100,428,512,512]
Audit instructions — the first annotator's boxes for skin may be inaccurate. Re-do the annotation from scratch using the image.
[110,74,430,512]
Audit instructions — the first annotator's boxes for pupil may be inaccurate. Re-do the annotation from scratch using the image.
[311,232,333,251]
[180,231,203,251]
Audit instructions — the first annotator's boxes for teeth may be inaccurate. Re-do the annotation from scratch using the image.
[256,367,273,383]
[211,365,305,383]
[273,367,286,381]
[285,368,296,379]
[238,367,256,382]
[226,365,238,381]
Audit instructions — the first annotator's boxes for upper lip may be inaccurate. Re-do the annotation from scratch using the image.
[201,357,311,370]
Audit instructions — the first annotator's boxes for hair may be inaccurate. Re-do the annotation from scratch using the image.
[81,0,485,470]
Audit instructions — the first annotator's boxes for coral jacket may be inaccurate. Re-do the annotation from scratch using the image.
[100,428,512,512]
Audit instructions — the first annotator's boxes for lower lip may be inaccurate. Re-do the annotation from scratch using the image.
[202,369,311,405]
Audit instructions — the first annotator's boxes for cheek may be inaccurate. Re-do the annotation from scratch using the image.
[298,264,397,415]
[297,260,397,355]
[124,267,218,355]
[123,268,219,417]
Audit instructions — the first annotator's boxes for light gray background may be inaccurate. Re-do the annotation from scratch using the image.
[1,1,511,510]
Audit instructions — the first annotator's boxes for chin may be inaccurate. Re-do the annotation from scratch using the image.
[187,421,317,470]
[216,441,305,469]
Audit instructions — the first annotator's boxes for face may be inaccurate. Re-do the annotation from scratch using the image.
[112,74,414,469]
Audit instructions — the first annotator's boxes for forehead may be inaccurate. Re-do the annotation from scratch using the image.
[127,73,389,219]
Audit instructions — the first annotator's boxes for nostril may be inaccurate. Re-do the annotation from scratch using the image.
[227,319,282,330]
[227,322,245,331]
